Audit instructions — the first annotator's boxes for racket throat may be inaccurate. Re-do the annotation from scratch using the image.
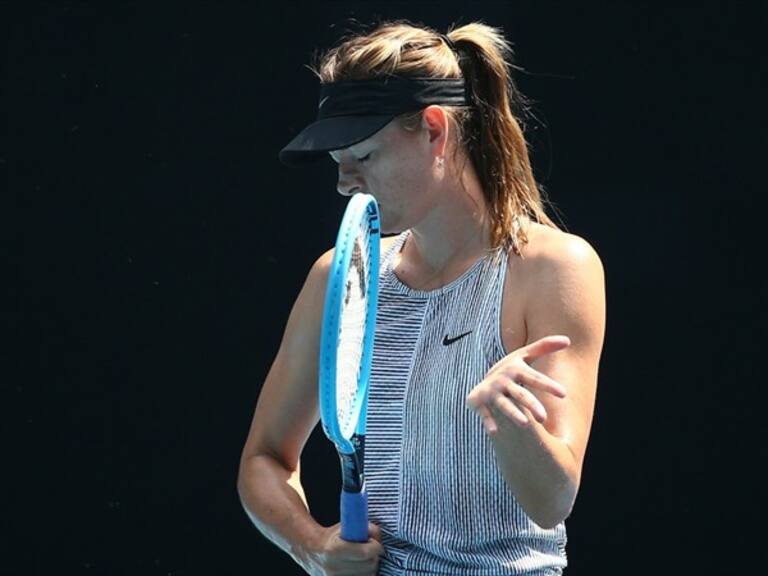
[339,434,365,493]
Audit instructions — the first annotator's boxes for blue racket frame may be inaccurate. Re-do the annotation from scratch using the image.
[318,193,380,542]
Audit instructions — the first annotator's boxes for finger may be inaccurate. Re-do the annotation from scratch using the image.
[486,372,550,422]
[521,335,571,362]
[470,376,549,423]
[466,384,495,409]
[503,383,548,422]
[516,367,567,398]
[365,524,385,557]
[475,403,498,435]
[331,534,382,562]
[466,387,482,409]
[368,522,382,542]
[492,394,530,426]
[336,545,382,564]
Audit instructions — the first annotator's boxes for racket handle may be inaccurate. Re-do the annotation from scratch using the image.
[340,489,368,542]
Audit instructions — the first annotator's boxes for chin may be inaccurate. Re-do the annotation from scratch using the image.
[379,218,403,236]
[376,205,406,236]
[380,218,408,236]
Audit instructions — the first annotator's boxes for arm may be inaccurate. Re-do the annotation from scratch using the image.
[467,234,606,528]
[236,249,384,575]
[236,250,330,567]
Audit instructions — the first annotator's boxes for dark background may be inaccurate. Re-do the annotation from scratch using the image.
[8,1,763,575]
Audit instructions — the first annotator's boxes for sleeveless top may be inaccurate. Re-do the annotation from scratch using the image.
[366,230,568,576]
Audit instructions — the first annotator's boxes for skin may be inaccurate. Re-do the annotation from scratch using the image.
[237,105,606,574]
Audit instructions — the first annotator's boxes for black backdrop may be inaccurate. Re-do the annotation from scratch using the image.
[8,2,763,575]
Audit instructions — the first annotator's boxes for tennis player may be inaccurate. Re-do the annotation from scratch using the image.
[238,20,606,576]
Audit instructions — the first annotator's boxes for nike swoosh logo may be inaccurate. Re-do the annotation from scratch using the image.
[318,96,329,110]
[442,331,473,346]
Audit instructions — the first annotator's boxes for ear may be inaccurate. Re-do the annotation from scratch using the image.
[421,105,449,157]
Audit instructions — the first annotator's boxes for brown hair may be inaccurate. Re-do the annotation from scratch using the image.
[309,19,563,255]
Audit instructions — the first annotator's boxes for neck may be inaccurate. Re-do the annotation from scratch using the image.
[397,162,493,283]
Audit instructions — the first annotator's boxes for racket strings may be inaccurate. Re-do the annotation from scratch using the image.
[336,218,372,434]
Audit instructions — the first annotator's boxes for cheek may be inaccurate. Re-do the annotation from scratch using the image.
[369,148,427,201]
[383,155,423,189]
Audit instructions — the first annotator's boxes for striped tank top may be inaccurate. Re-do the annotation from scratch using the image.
[366,230,568,576]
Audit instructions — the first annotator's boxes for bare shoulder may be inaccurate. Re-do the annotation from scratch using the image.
[289,247,333,328]
[515,222,605,292]
[512,222,606,360]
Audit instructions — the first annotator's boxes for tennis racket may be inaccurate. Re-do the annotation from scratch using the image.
[318,193,380,543]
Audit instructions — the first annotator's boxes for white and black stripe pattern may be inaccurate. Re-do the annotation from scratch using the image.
[368,231,567,575]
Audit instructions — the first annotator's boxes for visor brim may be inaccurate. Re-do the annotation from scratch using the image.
[278,115,394,166]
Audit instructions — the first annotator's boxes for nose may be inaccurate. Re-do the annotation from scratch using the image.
[336,165,362,197]
[336,160,362,196]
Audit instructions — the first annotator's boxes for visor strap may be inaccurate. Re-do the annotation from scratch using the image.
[316,77,468,119]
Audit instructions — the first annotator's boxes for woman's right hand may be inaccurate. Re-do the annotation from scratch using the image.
[299,523,384,576]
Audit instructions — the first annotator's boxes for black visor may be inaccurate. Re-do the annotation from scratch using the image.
[279,76,468,166]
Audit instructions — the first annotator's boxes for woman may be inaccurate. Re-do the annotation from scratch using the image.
[238,20,606,576]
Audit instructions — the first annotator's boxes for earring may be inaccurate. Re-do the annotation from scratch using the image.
[437,156,445,169]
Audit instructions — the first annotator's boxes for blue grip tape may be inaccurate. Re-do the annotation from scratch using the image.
[340,490,368,542]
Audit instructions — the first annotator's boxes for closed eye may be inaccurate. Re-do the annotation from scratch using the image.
[357,153,371,163]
